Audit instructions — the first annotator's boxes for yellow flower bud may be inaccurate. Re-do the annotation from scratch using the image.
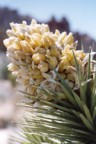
[3,37,16,48]
[20,40,32,53]
[46,49,51,56]
[76,57,82,65]
[32,53,46,64]
[48,56,58,68]
[55,29,60,36]
[38,62,49,73]
[59,56,70,72]
[41,24,49,33]
[31,33,42,47]
[42,73,52,79]
[63,33,74,45]
[31,19,37,25]
[62,45,72,55]
[14,50,26,60]
[8,63,18,71]
[75,50,86,60]
[10,22,17,31]
[6,29,16,37]
[42,36,50,47]
[32,69,43,79]
[35,47,46,54]
[16,31,24,39]
[50,47,60,57]
[58,32,67,44]
[42,33,56,47]
[13,43,22,50]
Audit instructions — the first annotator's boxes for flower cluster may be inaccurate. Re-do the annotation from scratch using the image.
[4,19,87,98]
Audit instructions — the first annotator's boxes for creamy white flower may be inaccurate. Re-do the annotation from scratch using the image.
[4,19,88,99]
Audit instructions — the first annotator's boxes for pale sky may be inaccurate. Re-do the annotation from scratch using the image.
[0,0,96,39]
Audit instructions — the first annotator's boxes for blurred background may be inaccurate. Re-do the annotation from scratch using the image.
[0,0,96,143]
